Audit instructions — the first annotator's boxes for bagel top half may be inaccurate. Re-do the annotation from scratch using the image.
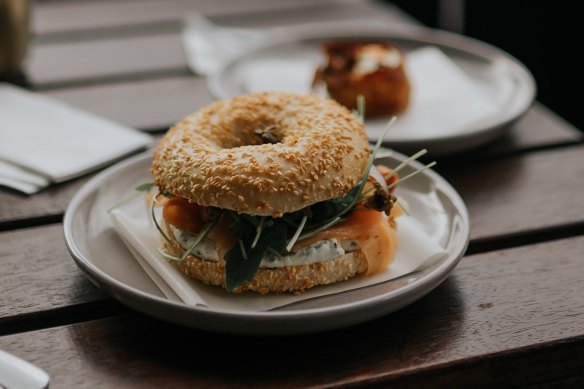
[151,92,370,217]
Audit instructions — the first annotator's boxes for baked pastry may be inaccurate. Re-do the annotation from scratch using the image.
[313,41,411,118]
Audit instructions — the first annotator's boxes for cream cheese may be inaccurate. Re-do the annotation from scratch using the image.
[169,225,358,268]
[352,44,402,76]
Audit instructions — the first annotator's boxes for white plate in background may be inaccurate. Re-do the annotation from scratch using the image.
[208,25,535,156]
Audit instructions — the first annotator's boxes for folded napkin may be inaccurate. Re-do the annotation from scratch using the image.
[0,84,153,194]
[109,195,447,312]
[365,46,501,140]
[182,16,501,140]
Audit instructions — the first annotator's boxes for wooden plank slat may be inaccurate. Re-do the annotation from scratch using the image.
[438,145,584,241]
[26,33,188,85]
[32,0,336,34]
[508,103,583,146]
[0,224,107,322]
[2,235,584,387]
[25,0,414,88]
[478,103,583,155]
[26,8,407,86]
[31,0,411,35]
[0,176,90,226]
[44,76,212,130]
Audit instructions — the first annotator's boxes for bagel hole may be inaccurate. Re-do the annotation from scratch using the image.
[220,116,283,148]
[254,124,282,144]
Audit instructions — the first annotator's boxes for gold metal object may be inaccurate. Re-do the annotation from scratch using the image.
[0,0,29,78]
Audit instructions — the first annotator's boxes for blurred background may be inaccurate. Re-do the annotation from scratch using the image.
[2,0,581,132]
[391,0,582,131]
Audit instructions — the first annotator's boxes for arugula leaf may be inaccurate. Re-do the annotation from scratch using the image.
[136,182,155,193]
[151,195,171,244]
[305,185,360,226]
[224,222,287,291]
[227,212,256,238]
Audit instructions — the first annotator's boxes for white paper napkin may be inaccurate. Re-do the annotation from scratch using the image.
[109,197,447,312]
[0,84,153,194]
[0,159,50,194]
[366,46,501,140]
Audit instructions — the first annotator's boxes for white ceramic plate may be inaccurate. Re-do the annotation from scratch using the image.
[208,25,535,156]
[63,151,469,335]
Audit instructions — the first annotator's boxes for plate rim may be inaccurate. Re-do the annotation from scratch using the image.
[63,151,470,333]
[207,24,536,153]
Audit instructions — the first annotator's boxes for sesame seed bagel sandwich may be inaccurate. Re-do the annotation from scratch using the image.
[149,92,404,294]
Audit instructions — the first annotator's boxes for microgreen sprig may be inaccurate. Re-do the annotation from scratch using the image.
[285,212,308,252]
[354,94,365,123]
[341,116,397,216]
[157,248,183,262]
[108,182,155,212]
[359,149,434,199]
[151,193,171,244]
[180,218,218,261]
[136,182,156,193]
[251,217,265,249]
[297,213,343,242]
[386,161,437,191]
[238,240,248,260]
[388,149,428,177]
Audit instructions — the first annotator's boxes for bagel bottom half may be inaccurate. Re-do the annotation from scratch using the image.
[163,236,368,295]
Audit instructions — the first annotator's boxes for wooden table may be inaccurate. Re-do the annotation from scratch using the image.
[2,1,584,387]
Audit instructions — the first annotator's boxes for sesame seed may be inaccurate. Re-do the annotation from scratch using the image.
[150,92,369,216]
